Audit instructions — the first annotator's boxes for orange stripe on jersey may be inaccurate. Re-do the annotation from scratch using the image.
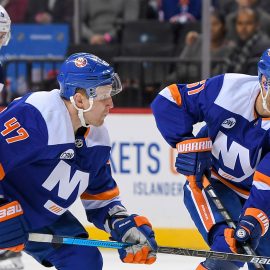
[84,127,90,139]
[254,171,270,186]
[0,163,5,180]
[176,138,212,154]
[167,84,182,106]
[245,208,269,236]
[49,206,62,213]
[212,171,250,197]
[81,186,120,201]
[187,176,214,231]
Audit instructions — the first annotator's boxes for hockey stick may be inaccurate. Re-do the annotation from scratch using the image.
[202,175,265,270]
[28,233,270,265]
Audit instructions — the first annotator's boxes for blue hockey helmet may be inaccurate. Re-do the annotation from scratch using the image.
[57,53,122,100]
[258,48,270,84]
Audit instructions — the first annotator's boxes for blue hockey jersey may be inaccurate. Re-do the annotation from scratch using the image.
[0,89,122,230]
[151,73,270,218]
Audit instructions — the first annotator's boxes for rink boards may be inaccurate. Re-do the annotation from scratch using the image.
[70,109,208,249]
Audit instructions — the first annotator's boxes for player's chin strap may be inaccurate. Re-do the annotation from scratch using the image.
[70,96,94,128]
[259,82,270,113]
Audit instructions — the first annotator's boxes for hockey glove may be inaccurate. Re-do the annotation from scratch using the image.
[224,208,269,253]
[175,137,212,188]
[0,201,27,252]
[105,207,157,264]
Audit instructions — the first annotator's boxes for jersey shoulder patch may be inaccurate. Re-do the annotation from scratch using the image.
[25,90,75,146]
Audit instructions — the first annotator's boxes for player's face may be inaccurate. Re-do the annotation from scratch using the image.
[84,85,114,126]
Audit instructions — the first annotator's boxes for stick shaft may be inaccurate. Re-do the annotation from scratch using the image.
[28,233,270,265]
[202,176,264,269]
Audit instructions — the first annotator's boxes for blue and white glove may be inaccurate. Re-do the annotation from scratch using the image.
[225,208,269,253]
[175,137,212,188]
[0,201,27,252]
[105,206,157,264]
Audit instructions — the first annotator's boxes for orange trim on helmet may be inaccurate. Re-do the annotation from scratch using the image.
[167,84,182,106]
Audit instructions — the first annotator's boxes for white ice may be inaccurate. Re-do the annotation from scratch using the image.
[22,250,249,270]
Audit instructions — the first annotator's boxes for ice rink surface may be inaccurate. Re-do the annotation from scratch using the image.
[22,250,249,270]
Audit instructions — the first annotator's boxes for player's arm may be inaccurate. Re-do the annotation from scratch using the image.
[151,75,224,147]
[77,130,157,264]
[151,77,223,187]
[0,101,48,252]
[225,153,270,253]
[0,101,47,177]
[81,160,157,264]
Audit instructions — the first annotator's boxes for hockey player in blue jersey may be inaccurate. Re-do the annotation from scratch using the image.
[0,53,157,269]
[151,48,270,270]
[0,5,25,270]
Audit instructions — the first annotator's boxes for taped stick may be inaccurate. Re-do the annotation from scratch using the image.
[28,233,270,265]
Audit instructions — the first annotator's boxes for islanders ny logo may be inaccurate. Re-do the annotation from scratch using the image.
[74,57,87,68]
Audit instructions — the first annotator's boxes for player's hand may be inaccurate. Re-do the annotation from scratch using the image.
[0,201,27,252]
[110,214,157,264]
[175,137,212,188]
[225,208,269,253]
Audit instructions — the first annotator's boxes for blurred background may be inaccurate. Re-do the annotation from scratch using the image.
[1,0,269,107]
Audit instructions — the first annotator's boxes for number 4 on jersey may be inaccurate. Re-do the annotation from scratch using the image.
[1,117,29,143]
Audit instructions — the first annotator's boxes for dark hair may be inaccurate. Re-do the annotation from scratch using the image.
[210,9,225,26]
[236,7,259,23]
